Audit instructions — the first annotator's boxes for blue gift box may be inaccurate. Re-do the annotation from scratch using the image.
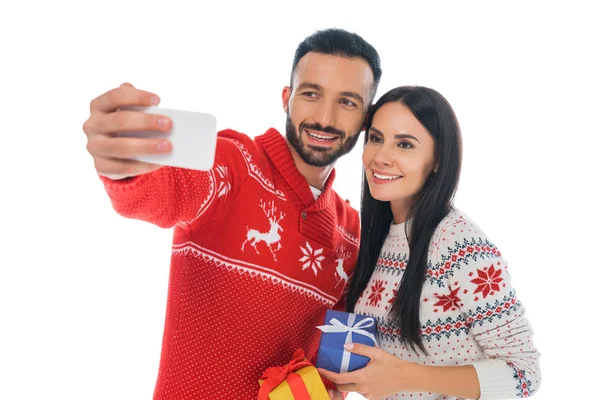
[315,310,378,373]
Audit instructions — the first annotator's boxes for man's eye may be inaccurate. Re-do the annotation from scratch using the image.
[341,99,357,107]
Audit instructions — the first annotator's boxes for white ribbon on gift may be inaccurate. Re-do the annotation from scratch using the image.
[316,314,378,373]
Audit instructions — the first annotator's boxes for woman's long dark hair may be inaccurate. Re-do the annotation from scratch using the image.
[346,86,463,354]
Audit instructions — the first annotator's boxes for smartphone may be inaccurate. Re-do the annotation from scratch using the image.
[119,106,218,171]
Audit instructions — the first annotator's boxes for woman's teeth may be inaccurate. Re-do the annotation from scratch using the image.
[373,173,401,180]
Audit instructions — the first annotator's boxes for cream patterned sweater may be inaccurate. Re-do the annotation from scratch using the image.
[354,209,541,400]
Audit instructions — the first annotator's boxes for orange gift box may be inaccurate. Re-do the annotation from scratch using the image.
[258,349,329,400]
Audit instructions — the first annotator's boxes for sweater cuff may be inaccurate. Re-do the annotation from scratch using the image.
[98,171,152,193]
[473,359,516,400]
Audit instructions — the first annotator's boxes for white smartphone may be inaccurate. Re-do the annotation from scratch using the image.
[120,106,218,171]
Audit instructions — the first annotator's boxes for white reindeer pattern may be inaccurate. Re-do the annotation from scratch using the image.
[241,200,285,261]
[334,245,351,287]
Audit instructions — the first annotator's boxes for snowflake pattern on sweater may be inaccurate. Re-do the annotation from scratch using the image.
[355,209,541,400]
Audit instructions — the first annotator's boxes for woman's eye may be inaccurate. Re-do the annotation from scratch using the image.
[398,141,413,149]
[369,134,382,143]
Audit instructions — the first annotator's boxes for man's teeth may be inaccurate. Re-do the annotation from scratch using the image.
[307,131,336,141]
[374,173,401,180]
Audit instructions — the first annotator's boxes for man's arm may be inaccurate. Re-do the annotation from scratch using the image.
[99,136,247,228]
[84,83,248,228]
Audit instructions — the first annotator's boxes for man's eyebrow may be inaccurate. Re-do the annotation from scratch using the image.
[297,82,322,91]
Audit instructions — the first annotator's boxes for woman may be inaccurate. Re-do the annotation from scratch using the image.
[319,86,541,399]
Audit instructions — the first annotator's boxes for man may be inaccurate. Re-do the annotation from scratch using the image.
[82,28,381,399]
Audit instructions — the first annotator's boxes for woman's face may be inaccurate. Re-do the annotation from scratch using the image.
[362,102,437,218]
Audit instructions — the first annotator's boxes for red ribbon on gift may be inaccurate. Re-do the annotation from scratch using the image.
[258,348,313,400]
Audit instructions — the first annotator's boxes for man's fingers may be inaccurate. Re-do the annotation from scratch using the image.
[110,110,172,135]
[84,110,172,137]
[318,368,339,383]
[90,85,160,113]
[84,83,169,179]
[327,389,343,400]
[87,135,172,160]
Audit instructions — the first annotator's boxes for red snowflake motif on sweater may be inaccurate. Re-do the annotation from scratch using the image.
[470,264,503,298]
[433,286,462,312]
[385,286,398,311]
[367,280,386,307]
[388,287,398,305]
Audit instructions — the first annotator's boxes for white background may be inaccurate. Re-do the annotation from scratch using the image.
[1,1,598,399]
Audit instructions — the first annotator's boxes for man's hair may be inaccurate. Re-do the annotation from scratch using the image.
[290,28,382,97]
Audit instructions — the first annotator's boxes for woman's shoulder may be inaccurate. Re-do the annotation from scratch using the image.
[436,208,489,236]
[430,208,495,257]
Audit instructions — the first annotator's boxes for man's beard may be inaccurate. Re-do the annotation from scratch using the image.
[285,112,361,167]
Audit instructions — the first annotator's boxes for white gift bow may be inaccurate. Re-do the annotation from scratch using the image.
[317,314,378,373]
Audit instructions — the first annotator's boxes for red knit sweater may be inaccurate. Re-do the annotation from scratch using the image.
[100,128,360,399]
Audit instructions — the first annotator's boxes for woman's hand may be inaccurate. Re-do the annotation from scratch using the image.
[318,343,422,400]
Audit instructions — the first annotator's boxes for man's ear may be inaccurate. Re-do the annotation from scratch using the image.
[282,86,292,113]
[361,105,374,132]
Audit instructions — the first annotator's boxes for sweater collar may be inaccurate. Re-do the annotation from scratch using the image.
[256,128,335,210]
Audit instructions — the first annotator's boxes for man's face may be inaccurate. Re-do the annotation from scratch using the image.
[282,52,374,167]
